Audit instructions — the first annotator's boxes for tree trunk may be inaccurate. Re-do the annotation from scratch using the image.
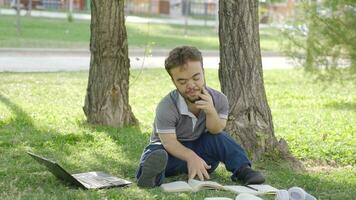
[218,0,296,163]
[83,0,138,127]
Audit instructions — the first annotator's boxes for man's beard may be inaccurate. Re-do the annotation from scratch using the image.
[179,89,202,103]
[186,96,201,103]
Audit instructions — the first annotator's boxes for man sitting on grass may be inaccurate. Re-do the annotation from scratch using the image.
[136,46,265,187]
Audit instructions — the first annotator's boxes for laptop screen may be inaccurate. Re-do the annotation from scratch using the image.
[27,152,85,188]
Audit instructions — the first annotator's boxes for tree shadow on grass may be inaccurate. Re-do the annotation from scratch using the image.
[324,101,356,111]
[1,93,355,199]
[77,118,356,199]
[76,120,150,179]
[0,93,138,192]
[0,92,178,198]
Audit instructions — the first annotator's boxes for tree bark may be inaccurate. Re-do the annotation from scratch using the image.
[218,0,297,163]
[83,0,138,127]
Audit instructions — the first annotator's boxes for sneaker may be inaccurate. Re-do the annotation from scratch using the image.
[288,187,317,200]
[137,149,168,188]
[233,166,265,185]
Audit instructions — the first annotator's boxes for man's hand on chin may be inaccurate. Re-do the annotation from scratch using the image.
[195,88,214,114]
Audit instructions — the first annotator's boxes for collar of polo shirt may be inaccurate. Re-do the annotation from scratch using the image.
[177,93,198,130]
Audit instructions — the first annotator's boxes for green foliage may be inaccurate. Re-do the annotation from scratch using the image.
[282,0,356,80]
[0,69,355,199]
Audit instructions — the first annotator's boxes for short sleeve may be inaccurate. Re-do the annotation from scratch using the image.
[154,100,178,134]
[214,92,229,120]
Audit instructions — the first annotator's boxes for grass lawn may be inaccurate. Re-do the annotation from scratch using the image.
[0,15,281,52]
[0,69,355,199]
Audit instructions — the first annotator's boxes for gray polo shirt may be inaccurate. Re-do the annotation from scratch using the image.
[150,87,229,143]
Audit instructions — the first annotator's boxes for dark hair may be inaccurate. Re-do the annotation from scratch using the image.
[164,46,203,75]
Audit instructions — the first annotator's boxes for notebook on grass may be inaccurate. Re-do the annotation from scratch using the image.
[27,152,132,189]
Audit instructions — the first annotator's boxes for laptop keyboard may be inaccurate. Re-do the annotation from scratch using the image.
[73,171,126,189]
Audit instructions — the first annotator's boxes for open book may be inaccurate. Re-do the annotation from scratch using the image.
[160,179,278,194]
[161,179,224,192]
[224,184,278,195]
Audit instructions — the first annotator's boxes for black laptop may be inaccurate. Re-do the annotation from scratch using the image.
[27,152,132,189]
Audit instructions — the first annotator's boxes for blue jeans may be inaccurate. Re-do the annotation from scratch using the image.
[135,132,251,185]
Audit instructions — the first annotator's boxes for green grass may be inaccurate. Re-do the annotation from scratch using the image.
[0,69,355,199]
[0,15,282,52]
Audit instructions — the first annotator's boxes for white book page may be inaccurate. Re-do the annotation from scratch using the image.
[160,181,192,192]
[188,179,223,192]
[247,184,279,193]
[223,185,260,195]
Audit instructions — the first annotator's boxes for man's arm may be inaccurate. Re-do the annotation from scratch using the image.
[159,133,211,180]
[205,112,226,134]
[195,88,226,134]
